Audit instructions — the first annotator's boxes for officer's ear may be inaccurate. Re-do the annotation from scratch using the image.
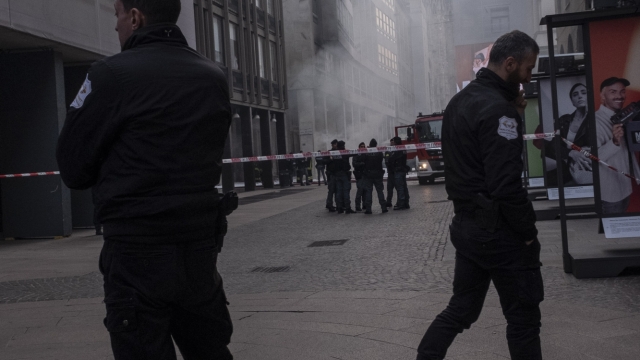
[504,56,518,74]
[129,8,147,31]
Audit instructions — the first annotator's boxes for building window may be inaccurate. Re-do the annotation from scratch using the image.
[382,0,394,10]
[267,0,274,15]
[255,0,262,9]
[212,15,224,64]
[336,0,354,40]
[270,41,278,80]
[490,7,509,34]
[230,24,240,70]
[378,44,397,75]
[257,37,266,78]
[375,7,396,42]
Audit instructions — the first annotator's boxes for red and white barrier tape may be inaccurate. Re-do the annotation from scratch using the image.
[560,137,640,183]
[0,132,560,177]
[0,171,60,179]
[222,142,443,164]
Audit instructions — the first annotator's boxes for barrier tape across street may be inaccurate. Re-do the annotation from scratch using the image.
[0,171,60,179]
[5,132,625,179]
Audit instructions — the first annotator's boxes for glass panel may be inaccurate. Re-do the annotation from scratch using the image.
[417,120,443,142]
[229,24,240,70]
[258,37,266,78]
[212,16,224,64]
[267,0,274,15]
[270,41,278,80]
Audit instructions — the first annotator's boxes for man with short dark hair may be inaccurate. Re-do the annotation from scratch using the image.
[416,30,542,360]
[362,139,388,214]
[328,141,355,214]
[384,139,396,207]
[595,77,640,214]
[388,137,410,210]
[325,139,339,211]
[352,142,367,211]
[57,1,234,359]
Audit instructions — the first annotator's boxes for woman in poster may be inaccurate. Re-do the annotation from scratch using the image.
[545,83,593,186]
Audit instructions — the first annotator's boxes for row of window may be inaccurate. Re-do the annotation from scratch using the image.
[210,15,279,81]
[337,0,354,40]
[378,44,398,75]
[375,7,396,42]
[382,0,395,10]
[254,0,276,16]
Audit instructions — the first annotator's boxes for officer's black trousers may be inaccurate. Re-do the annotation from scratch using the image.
[394,172,409,207]
[334,172,352,209]
[363,177,386,211]
[416,214,543,360]
[100,239,234,360]
[386,172,395,205]
[355,178,365,209]
[326,174,336,207]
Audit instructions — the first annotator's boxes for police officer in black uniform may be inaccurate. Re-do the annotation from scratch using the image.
[328,141,355,214]
[325,139,338,211]
[388,137,410,210]
[384,143,396,207]
[57,1,234,358]
[352,142,367,211]
[362,139,388,214]
[415,30,542,360]
[296,151,309,186]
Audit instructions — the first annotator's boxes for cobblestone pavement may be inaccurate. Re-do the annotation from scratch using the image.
[1,182,640,314]
[219,183,640,313]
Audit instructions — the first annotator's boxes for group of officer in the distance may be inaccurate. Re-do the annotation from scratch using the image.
[291,137,411,214]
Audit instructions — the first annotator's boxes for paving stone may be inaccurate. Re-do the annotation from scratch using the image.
[236,318,377,336]
[356,328,423,348]
[1,183,640,359]
[242,311,430,331]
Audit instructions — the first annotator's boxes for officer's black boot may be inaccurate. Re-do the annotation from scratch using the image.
[326,205,336,212]
[381,206,388,213]
[364,208,372,214]
[345,208,356,214]
[337,208,345,214]
[355,206,362,212]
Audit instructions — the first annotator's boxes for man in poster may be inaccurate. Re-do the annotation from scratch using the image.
[596,77,640,213]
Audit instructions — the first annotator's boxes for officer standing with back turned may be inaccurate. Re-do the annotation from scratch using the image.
[57,1,234,358]
[415,30,542,360]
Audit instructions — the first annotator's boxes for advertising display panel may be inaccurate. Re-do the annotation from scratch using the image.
[538,76,594,199]
[454,43,493,91]
[590,17,640,222]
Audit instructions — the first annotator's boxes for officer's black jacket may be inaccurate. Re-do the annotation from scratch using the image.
[56,24,232,243]
[327,155,351,174]
[384,152,394,174]
[363,152,385,178]
[442,68,537,241]
[388,150,408,173]
[352,155,365,180]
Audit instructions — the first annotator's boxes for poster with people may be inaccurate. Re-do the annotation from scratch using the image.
[454,43,493,91]
[537,76,594,200]
[590,17,640,220]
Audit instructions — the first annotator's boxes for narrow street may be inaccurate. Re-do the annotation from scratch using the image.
[1,182,640,359]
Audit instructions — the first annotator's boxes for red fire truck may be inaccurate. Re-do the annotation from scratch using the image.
[394,112,444,185]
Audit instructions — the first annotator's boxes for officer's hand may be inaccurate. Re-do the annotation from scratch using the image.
[514,89,527,116]
[526,239,535,246]
[612,124,624,146]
